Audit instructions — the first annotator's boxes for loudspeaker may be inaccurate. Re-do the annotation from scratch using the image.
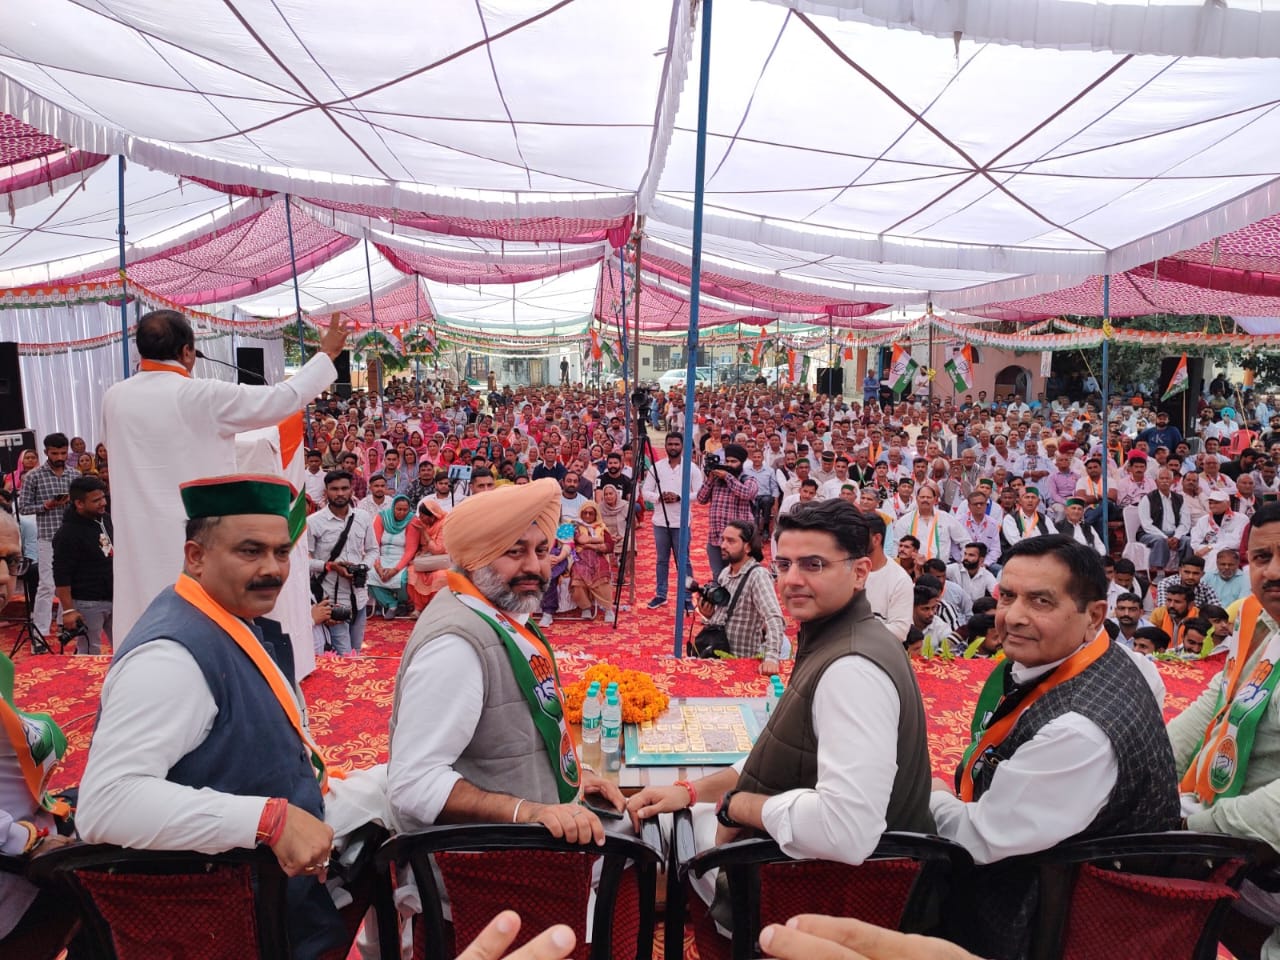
[0,430,35,477]
[817,367,844,397]
[1157,355,1204,436]
[235,347,266,385]
[333,350,352,399]
[0,343,25,432]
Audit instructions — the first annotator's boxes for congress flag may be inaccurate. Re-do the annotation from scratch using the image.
[589,327,602,361]
[943,345,974,392]
[1162,353,1189,401]
[888,343,919,396]
[842,332,855,362]
[752,331,767,367]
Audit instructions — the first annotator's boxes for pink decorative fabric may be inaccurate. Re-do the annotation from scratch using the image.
[376,243,602,287]
[65,200,357,305]
[642,254,867,316]
[0,113,67,166]
[334,279,432,330]
[307,199,631,244]
[596,262,772,331]
[1171,214,1280,274]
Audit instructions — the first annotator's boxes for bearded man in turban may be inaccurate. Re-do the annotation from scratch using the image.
[387,478,625,843]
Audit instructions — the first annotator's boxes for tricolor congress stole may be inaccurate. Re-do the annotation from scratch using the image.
[0,652,70,817]
[1181,597,1280,804]
[448,572,581,802]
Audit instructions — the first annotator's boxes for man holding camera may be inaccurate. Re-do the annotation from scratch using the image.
[306,470,378,658]
[52,476,113,654]
[692,520,786,675]
[642,432,703,610]
[17,432,78,635]
[696,443,758,580]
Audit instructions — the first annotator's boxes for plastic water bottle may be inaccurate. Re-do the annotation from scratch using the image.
[581,681,602,744]
[601,691,622,771]
[771,676,785,709]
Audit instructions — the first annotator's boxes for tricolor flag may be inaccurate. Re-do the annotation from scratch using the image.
[752,331,767,367]
[943,344,974,392]
[888,343,920,396]
[600,336,619,369]
[589,327,602,361]
[842,332,855,362]
[387,325,406,355]
[1162,353,1189,401]
[787,348,800,383]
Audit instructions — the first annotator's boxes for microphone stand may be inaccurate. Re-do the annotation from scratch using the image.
[194,350,267,384]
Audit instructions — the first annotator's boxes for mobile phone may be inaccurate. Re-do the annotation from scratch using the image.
[580,796,625,820]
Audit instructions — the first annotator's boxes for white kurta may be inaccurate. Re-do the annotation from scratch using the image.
[102,354,337,640]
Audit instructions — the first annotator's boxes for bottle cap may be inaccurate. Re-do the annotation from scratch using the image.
[770,674,782,684]
[606,692,620,704]
[587,681,600,695]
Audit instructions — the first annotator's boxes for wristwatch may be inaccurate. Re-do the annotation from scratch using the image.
[716,789,742,828]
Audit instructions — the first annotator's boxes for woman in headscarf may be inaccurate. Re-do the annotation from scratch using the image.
[321,435,344,470]
[368,495,416,616]
[569,502,615,622]
[597,483,628,568]
[3,449,37,495]
[75,452,98,476]
[406,498,450,612]
[94,442,109,474]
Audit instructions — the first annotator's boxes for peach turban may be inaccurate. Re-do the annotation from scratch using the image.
[443,477,562,571]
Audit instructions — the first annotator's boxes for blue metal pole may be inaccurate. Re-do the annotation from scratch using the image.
[117,156,129,378]
[364,238,379,395]
[1100,275,1111,545]
[674,0,714,657]
[618,247,630,438]
[283,193,311,444]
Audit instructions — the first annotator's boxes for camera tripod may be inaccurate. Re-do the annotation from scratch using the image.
[4,568,52,658]
[610,391,673,630]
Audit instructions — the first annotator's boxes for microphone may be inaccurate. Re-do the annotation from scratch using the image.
[195,349,267,384]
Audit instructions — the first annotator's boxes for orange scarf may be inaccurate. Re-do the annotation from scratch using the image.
[139,359,191,378]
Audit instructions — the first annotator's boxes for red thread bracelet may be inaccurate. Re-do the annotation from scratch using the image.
[675,780,698,807]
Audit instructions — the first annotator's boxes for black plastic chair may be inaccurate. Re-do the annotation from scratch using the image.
[671,809,972,960]
[29,842,290,959]
[0,851,80,960]
[1019,831,1274,960]
[374,820,664,960]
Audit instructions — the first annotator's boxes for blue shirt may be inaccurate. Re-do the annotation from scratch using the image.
[1203,570,1251,609]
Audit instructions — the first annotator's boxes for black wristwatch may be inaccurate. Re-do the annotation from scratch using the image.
[716,789,742,828]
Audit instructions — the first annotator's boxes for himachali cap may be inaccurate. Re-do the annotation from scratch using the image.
[1024,486,1041,497]
[977,477,994,488]
[180,474,296,521]
[1065,497,1086,508]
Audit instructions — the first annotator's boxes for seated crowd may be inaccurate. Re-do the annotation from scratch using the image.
[3,369,1280,959]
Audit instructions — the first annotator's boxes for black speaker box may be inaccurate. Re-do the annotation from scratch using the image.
[333,350,352,399]
[0,343,25,432]
[1156,355,1204,436]
[817,367,844,397]
[235,346,266,385]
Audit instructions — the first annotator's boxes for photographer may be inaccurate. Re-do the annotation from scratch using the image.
[51,475,113,654]
[17,432,78,634]
[306,470,379,658]
[696,443,758,579]
[692,520,786,675]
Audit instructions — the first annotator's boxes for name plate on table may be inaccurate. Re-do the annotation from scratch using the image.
[623,698,765,766]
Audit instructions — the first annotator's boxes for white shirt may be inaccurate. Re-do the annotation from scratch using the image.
[819,477,858,500]
[307,507,379,609]
[358,493,392,517]
[1189,510,1249,566]
[302,468,327,505]
[863,561,914,642]
[642,457,704,529]
[1001,510,1057,546]
[101,352,337,638]
[947,564,997,610]
[1138,491,1188,540]
[892,510,961,563]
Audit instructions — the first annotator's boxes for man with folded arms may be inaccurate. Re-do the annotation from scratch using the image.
[931,535,1179,960]
[78,475,342,959]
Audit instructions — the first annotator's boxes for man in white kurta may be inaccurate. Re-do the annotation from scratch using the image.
[102,310,349,639]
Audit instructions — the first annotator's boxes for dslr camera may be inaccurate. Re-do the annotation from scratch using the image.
[686,576,731,607]
[703,452,721,474]
[348,564,369,589]
[57,620,89,652]
[329,604,353,623]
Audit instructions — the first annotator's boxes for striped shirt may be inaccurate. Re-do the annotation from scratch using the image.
[17,462,80,540]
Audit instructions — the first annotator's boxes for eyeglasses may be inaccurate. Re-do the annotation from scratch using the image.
[775,555,854,575]
[0,554,31,577]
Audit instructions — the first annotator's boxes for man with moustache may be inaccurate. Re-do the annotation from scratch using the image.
[388,479,625,843]
[306,471,379,658]
[77,476,342,959]
[1170,502,1280,959]
[624,499,933,929]
[696,442,759,579]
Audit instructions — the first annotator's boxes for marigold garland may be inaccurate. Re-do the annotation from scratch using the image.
[563,663,669,725]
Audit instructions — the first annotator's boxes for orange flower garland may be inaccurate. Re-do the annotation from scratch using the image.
[563,663,669,725]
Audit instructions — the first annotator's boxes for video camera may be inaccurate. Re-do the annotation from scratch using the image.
[630,388,652,420]
[685,576,731,607]
[703,452,721,473]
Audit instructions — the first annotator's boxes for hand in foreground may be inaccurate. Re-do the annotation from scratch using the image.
[930,777,954,795]
[759,915,981,960]
[625,784,692,833]
[760,657,781,676]
[269,804,334,881]
[458,910,575,960]
[319,312,353,361]
[581,769,626,815]
[520,801,605,846]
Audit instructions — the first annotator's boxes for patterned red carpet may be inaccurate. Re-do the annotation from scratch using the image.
[8,511,1221,792]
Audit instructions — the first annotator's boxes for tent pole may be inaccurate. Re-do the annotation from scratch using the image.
[284,193,312,444]
[1100,276,1111,549]
[414,279,422,401]
[632,222,643,419]
[674,0,713,658]
[926,306,934,446]
[827,314,834,424]
[364,238,380,395]
[117,155,129,379]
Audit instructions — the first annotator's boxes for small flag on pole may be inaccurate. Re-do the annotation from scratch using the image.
[888,343,919,396]
[1162,353,1189,401]
[589,327,602,361]
[752,331,766,367]
[842,331,854,362]
[943,344,974,392]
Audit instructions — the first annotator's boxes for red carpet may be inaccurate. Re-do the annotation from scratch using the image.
[8,511,1221,791]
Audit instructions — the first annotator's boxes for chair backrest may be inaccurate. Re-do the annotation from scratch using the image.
[29,843,289,960]
[1026,831,1270,960]
[682,830,973,960]
[1122,504,1142,543]
[375,822,663,960]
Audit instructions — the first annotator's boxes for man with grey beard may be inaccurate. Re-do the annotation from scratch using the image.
[387,478,625,844]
